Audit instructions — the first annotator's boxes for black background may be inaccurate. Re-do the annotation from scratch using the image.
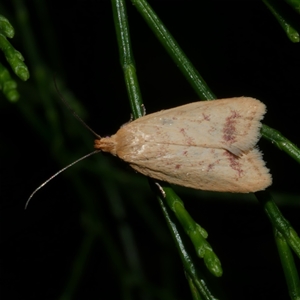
[1,1,300,299]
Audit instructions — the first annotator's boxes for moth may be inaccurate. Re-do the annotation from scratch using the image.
[95,97,271,193]
[26,97,271,208]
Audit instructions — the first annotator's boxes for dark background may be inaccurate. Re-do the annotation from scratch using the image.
[1,1,300,299]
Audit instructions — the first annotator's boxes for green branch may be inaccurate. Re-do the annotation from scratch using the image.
[0,14,29,101]
[162,185,222,277]
[262,0,300,42]
[0,32,29,80]
[0,62,19,101]
[262,124,300,164]
[111,0,143,119]
[257,191,300,258]
[155,189,217,300]
[275,230,300,299]
[284,0,300,14]
[0,14,15,38]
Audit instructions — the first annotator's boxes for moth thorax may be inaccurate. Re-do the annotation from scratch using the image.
[94,136,117,155]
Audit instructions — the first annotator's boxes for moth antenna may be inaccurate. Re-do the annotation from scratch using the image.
[53,76,101,139]
[25,150,101,209]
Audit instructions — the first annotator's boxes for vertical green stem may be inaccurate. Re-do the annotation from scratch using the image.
[156,192,216,300]
[275,230,300,300]
[111,0,143,119]
[257,191,300,258]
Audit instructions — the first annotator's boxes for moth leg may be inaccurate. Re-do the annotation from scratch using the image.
[121,105,146,127]
[155,182,166,198]
[141,104,146,116]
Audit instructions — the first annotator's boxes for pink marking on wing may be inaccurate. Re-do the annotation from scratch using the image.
[207,163,214,172]
[223,110,241,144]
[223,151,243,178]
[208,124,217,135]
[179,128,194,145]
[202,113,210,121]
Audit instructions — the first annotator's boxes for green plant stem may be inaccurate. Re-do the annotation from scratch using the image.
[0,61,19,101]
[130,0,216,101]
[283,0,300,14]
[0,14,15,38]
[256,191,300,258]
[111,0,143,119]
[275,229,300,300]
[257,191,300,298]
[0,33,29,80]
[262,124,300,164]
[262,0,300,43]
[162,185,222,277]
[186,274,203,300]
[155,190,217,300]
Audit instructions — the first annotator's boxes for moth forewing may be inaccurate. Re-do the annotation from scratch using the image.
[95,97,272,192]
[123,97,266,155]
